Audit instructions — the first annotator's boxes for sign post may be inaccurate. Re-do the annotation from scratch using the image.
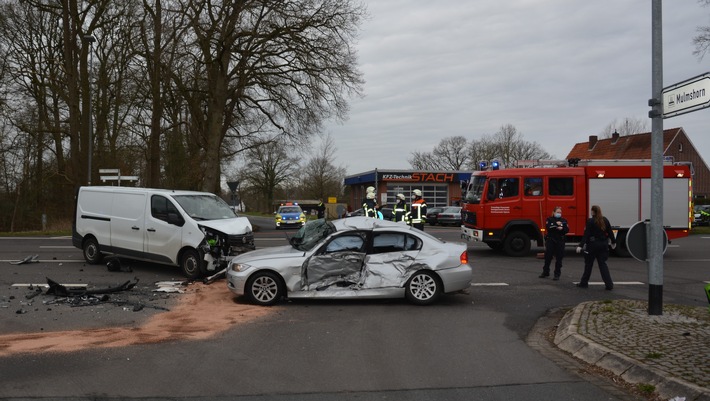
[662,72,710,118]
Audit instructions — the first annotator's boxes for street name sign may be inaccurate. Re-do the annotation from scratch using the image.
[662,72,710,118]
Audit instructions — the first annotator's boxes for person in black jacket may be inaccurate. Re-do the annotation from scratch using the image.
[576,204,617,290]
[316,199,325,219]
[539,206,569,280]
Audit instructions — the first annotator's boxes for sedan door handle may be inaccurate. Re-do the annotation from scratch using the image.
[147,228,156,232]
[132,226,140,230]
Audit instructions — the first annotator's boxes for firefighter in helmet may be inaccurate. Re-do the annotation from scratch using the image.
[392,193,409,223]
[362,187,378,218]
[409,189,427,230]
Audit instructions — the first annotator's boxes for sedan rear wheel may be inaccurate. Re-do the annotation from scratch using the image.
[246,271,284,306]
[405,271,441,305]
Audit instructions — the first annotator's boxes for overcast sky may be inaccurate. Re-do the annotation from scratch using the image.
[323,1,710,176]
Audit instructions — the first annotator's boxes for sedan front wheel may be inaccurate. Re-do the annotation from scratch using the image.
[245,271,284,306]
[405,271,441,305]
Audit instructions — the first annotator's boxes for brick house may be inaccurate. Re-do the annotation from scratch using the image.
[566,127,710,199]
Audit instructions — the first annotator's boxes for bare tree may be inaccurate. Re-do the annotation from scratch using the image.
[298,133,346,200]
[408,136,470,170]
[600,117,648,138]
[169,0,366,193]
[239,140,299,212]
[408,151,439,170]
[465,134,499,170]
[465,125,551,169]
[694,0,710,59]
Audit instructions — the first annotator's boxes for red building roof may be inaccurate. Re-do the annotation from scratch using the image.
[566,128,683,159]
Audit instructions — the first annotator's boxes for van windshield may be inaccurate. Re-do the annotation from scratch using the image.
[173,194,236,220]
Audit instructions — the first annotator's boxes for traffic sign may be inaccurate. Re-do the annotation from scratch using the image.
[662,72,710,118]
[626,220,668,262]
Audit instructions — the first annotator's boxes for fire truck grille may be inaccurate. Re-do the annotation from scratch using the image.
[463,211,476,226]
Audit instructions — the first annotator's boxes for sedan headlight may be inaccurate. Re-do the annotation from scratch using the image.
[231,263,252,272]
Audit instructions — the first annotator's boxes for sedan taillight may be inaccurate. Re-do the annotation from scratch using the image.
[460,250,468,265]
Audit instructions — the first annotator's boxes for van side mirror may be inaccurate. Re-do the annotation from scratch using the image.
[167,212,184,227]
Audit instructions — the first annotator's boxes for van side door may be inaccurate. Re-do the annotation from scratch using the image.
[145,195,184,265]
[109,191,146,258]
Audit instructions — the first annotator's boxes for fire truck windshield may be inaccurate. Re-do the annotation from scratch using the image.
[465,175,487,204]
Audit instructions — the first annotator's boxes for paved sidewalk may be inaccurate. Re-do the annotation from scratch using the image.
[555,299,710,401]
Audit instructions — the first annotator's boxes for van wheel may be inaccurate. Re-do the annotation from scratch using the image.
[83,237,103,264]
[503,231,531,257]
[180,249,204,279]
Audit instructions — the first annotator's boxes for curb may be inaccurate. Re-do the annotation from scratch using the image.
[554,302,710,401]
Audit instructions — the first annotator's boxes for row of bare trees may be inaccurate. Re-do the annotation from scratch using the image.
[408,124,552,171]
[0,0,365,231]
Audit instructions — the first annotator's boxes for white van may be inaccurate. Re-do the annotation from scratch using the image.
[72,186,255,278]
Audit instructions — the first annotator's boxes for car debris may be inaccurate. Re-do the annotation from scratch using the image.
[45,277,139,297]
[153,281,187,294]
[106,257,132,272]
[203,268,227,285]
[9,254,39,265]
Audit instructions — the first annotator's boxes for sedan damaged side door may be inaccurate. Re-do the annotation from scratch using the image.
[360,231,421,288]
[300,232,368,291]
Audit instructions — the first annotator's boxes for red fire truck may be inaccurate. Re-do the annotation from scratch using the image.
[460,159,692,256]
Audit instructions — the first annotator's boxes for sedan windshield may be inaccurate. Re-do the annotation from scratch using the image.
[172,194,236,220]
[290,219,336,251]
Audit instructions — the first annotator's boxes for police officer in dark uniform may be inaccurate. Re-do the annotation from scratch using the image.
[576,205,617,290]
[316,199,325,219]
[539,206,569,280]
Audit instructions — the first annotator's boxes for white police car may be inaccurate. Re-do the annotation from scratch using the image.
[275,203,306,229]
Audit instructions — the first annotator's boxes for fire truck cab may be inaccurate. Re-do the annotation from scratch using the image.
[460,160,692,256]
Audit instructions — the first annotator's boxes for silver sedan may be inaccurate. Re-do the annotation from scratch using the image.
[226,217,473,306]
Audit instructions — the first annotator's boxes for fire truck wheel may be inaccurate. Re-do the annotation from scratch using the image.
[503,231,531,257]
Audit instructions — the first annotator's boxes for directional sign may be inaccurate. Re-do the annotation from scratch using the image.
[662,72,710,118]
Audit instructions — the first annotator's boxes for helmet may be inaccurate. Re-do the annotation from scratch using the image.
[412,189,422,197]
[397,193,405,200]
[366,192,375,199]
[366,186,375,193]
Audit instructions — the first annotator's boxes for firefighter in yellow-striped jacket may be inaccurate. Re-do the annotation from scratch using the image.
[392,193,409,223]
[408,189,427,230]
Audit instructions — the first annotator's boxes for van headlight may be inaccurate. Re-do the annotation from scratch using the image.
[231,263,252,272]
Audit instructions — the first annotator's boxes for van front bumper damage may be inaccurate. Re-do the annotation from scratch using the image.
[200,228,255,272]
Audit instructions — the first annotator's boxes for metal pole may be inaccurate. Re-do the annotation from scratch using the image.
[649,0,664,315]
[84,35,96,186]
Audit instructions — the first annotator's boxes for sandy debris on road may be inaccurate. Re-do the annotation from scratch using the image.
[0,283,272,356]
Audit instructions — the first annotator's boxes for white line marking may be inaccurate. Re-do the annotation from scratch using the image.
[12,283,88,288]
[471,283,509,286]
[0,260,83,263]
[573,281,645,286]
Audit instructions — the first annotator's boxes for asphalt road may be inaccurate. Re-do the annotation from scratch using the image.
[0,218,708,400]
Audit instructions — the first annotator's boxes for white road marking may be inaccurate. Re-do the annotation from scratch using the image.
[573,281,645,286]
[12,283,88,288]
[0,259,83,263]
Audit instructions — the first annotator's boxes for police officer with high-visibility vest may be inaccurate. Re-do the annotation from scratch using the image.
[408,189,427,230]
[392,193,409,223]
